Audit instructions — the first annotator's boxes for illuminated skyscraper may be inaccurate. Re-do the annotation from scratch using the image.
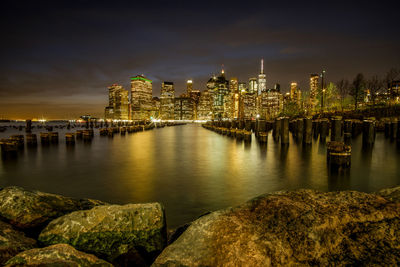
[187,80,193,94]
[258,59,266,95]
[228,78,239,118]
[242,93,257,119]
[290,82,301,106]
[310,74,319,105]
[238,82,247,93]
[130,75,153,120]
[257,89,283,120]
[290,82,298,99]
[174,96,195,120]
[249,78,258,94]
[160,81,175,120]
[104,84,129,120]
[207,67,229,119]
[197,89,212,120]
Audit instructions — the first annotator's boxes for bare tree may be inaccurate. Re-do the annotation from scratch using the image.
[385,68,400,89]
[366,75,383,107]
[350,73,365,111]
[385,68,400,104]
[336,79,349,111]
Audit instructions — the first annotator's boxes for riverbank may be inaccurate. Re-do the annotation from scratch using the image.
[1,186,399,266]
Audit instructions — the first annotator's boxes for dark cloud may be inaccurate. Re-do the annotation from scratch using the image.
[0,0,399,118]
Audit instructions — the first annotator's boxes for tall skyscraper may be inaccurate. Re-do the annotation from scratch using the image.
[104,84,129,120]
[207,67,229,119]
[249,78,258,94]
[290,82,298,99]
[130,75,153,120]
[228,78,239,118]
[310,74,319,103]
[160,81,175,120]
[197,89,212,120]
[290,82,301,106]
[258,59,266,95]
[174,97,195,120]
[187,80,193,94]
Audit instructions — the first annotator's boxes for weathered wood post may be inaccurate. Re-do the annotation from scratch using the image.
[331,117,342,141]
[303,118,312,144]
[296,119,304,142]
[244,131,252,142]
[390,119,398,140]
[245,120,252,131]
[343,120,352,134]
[26,134,37,146]
[313,120,319,139]
[384,121,391,138]
[65,133,75,145]
[257,119,266,136]
[273,118,281,141]
[25,120,32,133]
[362,119,376,146]
[320,119,328,142]
[49,132,59,143]
[344,133,352,146]
[281,117,289,145]
[239,120,245,130]
[40,133,50,145]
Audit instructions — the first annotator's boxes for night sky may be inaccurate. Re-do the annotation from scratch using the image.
[1,1,399,119]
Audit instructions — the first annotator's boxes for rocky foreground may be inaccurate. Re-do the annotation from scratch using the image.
[0,186,399,266]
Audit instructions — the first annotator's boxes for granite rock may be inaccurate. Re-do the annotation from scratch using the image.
[0,186,106,234]
[39,203,167,266]
[377,186,400,203]
[5,243,112,266]
[154,189,400,266]
[0,220,37,265]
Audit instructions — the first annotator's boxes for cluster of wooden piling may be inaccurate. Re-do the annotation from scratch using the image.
[98,122,186,137]
[202,123,252,142]
[0,135,25,157]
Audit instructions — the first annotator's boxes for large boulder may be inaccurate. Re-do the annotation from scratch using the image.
[39,203,167,266]
[4,243,112,266]
[0,186,106,234]
[377,186,400,203]
[0,220,37,265]
[153,189,400,266]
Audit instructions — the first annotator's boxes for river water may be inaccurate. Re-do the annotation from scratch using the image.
[0,123,399,228]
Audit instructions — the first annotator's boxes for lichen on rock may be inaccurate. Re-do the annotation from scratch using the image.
[153,189,400,266]
[0,186,107,235]
[0,220,37,265]
[39,203,167,265]
[4,243,113,266]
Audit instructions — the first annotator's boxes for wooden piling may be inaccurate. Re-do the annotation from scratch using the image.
[330,117,342,142]
[303,118,312,144]
[281,117,289,145]
[362,119,376,145]
[320,119,328,142]
[65,133,75,145]
[26,134,37,146]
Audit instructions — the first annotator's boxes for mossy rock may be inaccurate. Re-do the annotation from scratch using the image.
[5,243,112,266]
[39,203,167,266]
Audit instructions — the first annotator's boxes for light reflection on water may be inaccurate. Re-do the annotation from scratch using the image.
[0,124,399,228]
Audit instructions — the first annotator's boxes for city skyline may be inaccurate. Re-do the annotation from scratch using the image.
[1,1,399,119]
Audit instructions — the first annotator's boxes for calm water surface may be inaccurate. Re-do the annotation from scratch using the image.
[1,123,399,228]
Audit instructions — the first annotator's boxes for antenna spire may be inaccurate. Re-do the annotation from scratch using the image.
[261,58,264,74]
[221,64,225,74]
